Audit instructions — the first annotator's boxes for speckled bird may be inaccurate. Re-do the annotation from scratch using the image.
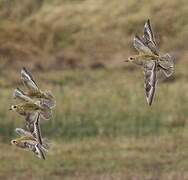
[11,139,46,160]
[125,19,174,105]
[21,67,56,109]
[9,101,52,120]
[15,112,49,151]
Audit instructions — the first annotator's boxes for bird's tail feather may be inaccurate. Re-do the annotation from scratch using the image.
[40,108,52,120]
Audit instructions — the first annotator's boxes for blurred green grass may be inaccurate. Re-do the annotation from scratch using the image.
[2,64,187,140]
[1,62,188,139]
[0,0,188,179]
[0,63,188,179]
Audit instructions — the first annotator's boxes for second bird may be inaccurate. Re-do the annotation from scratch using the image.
[125,19,174,106]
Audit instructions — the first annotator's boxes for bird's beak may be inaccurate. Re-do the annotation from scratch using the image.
[9,108,12,110]
[124,60,129,62]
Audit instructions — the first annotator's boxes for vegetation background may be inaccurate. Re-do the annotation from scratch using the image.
[0,0,188,179]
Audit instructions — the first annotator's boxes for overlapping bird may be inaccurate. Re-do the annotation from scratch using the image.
[126,19,174,105]
[10,67,56,160]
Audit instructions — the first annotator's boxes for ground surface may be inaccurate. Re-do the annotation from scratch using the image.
[0,64,188,179]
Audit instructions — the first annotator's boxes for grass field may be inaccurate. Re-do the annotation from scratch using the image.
[0,63,188,179]
[0,0,188,179]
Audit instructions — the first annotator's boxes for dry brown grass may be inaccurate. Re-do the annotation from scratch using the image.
[1,133,188,180]
[0,0,187,70]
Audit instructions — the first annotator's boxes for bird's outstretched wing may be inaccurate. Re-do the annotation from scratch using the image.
[24,112,43,144]
[25,112,50,151]
[21,67,39,92]
[33,112,43,145]
[158,53,174,77]
[144,19,157,46]
[15,128,33,137]
[35,143,46,160]
[13,88,34,102]
[144,61,157,106]
[143,19,159,55]
[25,112,37,131]
[24,142,46,160]
[133,35,155,55]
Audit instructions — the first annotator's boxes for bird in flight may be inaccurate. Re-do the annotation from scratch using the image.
[125,19,174,105]
[10,67,55,160]
[20,67,56,109]
[14,112,49,150]
[11,112,49,159]
[11,139,46,160]
[9,101,52,120]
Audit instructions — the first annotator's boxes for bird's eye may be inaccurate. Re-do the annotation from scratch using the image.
[13,106,17,108]
[130,57,133,60]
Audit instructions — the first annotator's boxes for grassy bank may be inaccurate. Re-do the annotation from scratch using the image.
[0,0,187,70]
